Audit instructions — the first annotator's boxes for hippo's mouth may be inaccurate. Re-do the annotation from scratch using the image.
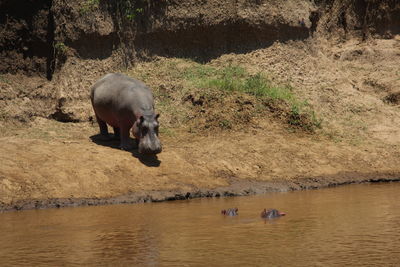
[139,147,162,155]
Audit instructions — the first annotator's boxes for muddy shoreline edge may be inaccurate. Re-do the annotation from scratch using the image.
[2,171,399,212]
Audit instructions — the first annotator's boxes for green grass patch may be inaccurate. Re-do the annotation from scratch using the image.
[185,64,294,101]
[184,63,322,131]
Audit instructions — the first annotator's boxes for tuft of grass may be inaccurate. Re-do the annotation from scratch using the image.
[54,42,67,56]
[80,0,100,14]
[0,75,10,84]
[159,127,175,137]
[116,0,146,20]
[126,8,144,20]
[207,68,244,92]
[219,119,232,129]
[183,64,216,83]
[310,110,322,129]
[287,101,322,131]
[243,73,294,101]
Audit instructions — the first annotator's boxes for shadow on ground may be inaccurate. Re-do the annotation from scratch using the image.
[90,134,161,167]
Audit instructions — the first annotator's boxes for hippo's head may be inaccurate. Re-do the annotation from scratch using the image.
[221,208,238,216]
[132,114,162,154]
[261,208,286,219]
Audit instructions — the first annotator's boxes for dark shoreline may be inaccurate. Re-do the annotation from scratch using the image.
[1,171,400,212]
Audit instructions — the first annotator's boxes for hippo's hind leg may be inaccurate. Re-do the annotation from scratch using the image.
[95,115,112,141]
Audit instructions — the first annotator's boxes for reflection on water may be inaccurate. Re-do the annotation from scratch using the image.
[1,183,400,266]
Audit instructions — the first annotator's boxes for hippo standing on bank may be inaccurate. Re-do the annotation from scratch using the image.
[90,73,162,154]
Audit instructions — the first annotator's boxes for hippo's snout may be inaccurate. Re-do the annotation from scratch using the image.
[138,136,162,154]
[139,145,162,155]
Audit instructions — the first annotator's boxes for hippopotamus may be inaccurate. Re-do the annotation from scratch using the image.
[261,209,286,219]
[90,73,162,154]
[221,208,238,216]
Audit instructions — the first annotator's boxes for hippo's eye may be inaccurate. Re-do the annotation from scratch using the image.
[141,126,148,135]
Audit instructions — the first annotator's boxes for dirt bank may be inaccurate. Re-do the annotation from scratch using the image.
[1,111,400,212]
[1,0,400,211]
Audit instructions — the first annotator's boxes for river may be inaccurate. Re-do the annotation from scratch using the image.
[1,183,399,266]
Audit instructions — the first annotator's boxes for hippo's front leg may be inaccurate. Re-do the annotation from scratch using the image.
[113,127,120,140]
[119,124,134,151]
[131,120,140,149]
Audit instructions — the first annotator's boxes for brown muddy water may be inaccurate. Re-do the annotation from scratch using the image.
[1,183,400,266]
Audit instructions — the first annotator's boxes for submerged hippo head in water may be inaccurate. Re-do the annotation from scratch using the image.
[261,208,286,219]
[221,208,239,216]
[132,113,162,154]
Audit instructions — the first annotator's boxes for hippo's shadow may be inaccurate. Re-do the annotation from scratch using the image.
[130,150,161,167]
[90,134,121,149]
[90,134,161,167]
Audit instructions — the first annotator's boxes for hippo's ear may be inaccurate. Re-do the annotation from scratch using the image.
[139,115,145,124]
[155,113,160,121]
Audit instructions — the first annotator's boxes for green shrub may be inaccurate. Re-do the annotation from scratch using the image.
[54,42,66,52]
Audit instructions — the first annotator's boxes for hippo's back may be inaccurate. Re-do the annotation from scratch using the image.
[91,73,154,113]
[91,73,150,101]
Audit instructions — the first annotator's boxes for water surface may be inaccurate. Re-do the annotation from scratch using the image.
[1,183,400,266]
